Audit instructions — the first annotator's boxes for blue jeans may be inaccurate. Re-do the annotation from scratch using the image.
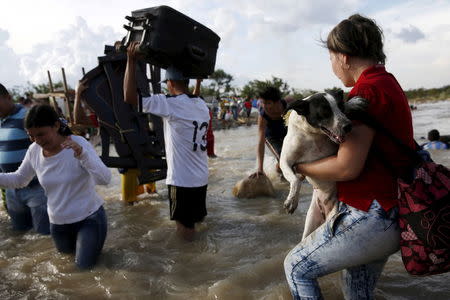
[6,184,50,235]
[231,106,238,120]
[284,200,400,300]
[50,206,107,269]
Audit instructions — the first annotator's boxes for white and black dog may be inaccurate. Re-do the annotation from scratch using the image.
[280,91,367,240]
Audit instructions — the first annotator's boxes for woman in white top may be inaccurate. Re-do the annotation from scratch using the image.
[0,104,111,269]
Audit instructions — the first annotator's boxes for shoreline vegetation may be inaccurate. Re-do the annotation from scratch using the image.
[211,96,450,132]
[407,97,450,103]
[404,85,450,103]
[9,70,450,106]
[7,71,449,134]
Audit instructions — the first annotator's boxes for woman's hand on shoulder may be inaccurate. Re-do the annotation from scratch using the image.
[61,136,83,158]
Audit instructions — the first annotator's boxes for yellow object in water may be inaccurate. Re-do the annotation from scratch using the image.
[121,169,156,203]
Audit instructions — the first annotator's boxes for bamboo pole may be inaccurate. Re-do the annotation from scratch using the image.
[61,67,73,124]
[46,70,59,111]
[47,70,55,92]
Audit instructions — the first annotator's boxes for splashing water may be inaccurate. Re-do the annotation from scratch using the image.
[1,101,449,299]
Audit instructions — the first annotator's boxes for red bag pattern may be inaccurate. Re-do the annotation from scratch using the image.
[398,161,450,275]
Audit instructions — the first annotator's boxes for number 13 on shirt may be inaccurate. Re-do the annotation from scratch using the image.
[192,121,208,151]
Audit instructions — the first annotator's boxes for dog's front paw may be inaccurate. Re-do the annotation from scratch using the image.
[284,198,298,214]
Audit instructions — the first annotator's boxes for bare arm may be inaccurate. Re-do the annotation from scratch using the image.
[193,79,202,96]
[123,41,140,106]
[73,79,92,126]
[257,116,267,173]
[296,124,375,181]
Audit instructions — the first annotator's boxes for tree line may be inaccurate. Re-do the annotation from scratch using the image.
[194,69,450,102]
[8,69,450,103]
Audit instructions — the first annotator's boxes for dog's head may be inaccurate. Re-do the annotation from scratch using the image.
[285,90,353,144]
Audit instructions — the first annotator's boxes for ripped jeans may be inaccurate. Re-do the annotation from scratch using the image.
[284,200,399,300]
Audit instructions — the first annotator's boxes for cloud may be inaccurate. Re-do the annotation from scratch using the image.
[235,0,362,40]
[18,17,122,88]
[2,0,450,93]
[0,28,22,88]
[209,7,239,46]
[395,25,425,43]
[0,29,9,44]
[373,1,450,89]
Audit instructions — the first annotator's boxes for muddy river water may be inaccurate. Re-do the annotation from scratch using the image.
[1,100,450,299]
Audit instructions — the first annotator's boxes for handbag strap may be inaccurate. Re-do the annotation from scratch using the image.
[354,112,422,163]
[351,112,423,182]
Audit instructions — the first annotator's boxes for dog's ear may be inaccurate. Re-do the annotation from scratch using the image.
[328,89,344,103]
[285,99,309,116]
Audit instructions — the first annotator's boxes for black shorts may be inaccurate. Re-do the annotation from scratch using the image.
[168,185,207,229]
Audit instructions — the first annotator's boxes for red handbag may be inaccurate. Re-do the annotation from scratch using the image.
[359,113,450,276]
[397,159,450,275]
[398,161,450,275]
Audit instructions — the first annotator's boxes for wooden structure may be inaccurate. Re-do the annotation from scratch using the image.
[33,68,75,124]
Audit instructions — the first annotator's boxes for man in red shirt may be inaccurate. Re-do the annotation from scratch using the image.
[244,97,252,118]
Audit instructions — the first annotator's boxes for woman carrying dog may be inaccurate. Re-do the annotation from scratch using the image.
[284,14,414,299]
[0,105,111,269]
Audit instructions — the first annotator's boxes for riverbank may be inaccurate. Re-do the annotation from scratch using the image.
[211,114,258,131]
[408,97,450,104]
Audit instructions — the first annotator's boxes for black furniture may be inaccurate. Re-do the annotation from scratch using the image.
[122,5,220,78]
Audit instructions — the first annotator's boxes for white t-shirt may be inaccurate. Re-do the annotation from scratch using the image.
[142,94,209,187]
[0,135,111,224]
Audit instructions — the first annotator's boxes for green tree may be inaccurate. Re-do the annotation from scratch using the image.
[32,81,65,94]
[188,83,216,97]
[240,76,290,99]
[208,69,233,98]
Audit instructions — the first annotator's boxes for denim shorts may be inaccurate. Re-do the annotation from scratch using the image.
[284,200,400,300]
[50,205,107,269]
[6,184,50,235]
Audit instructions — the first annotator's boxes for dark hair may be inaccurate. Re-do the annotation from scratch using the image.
[25,104,72,136]
[170,79,190,87]
[324,14,386,64]
[428,129,440,141]
[0,83,9,97]
[259,86,282,102]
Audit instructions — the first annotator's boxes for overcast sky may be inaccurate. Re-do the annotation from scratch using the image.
[1,0,449,94]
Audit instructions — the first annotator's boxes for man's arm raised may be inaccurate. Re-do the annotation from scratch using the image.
[123,41,140,106]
